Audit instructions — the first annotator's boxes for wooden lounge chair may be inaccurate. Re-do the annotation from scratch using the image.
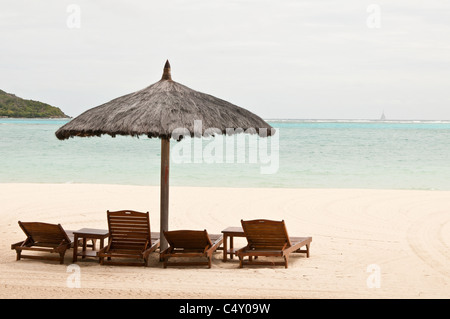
[98,210,160,267]
[11,221,74,264]
[160,230,223,268]
[235,219,312,268]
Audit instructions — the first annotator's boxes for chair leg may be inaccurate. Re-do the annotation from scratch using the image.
[59,252,65,264]
[16,250,21,261]
[284,255,289,269]
[306,244,310,258]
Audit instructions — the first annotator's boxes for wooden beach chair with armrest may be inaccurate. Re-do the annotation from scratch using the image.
[98,210,160,267]
[160,230,223,268]
[235,219,312,268]
[11,221,74,264]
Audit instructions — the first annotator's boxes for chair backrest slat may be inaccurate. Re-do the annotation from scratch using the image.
[19,221,71,245]
[107,210,151,250]
[241,219,291,250]
[164,230,212,250]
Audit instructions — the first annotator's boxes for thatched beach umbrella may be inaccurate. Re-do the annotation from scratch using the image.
[55,60,274,251]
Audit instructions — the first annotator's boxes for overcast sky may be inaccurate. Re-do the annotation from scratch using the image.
[1,0,450,120]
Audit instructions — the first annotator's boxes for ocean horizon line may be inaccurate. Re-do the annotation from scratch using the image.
[2,117,450,125]
[265,118,450,123]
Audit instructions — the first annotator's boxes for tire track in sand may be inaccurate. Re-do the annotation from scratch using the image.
[407,211,450,278]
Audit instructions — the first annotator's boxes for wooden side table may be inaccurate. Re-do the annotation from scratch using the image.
[72,228,109,263]
[221,226,246,262]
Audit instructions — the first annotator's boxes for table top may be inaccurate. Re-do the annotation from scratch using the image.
[73,228,109,237]
[221,226,244,235]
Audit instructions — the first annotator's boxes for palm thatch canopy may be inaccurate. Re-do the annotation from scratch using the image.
[55,60,273,140]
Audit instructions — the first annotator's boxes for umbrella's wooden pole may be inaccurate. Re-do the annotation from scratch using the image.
[160,137,170,254]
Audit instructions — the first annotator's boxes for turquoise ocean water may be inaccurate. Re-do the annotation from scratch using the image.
[1,118,450,190]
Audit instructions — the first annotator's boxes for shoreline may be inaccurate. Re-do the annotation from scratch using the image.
[1,183,449,298]
[1,181,448,192]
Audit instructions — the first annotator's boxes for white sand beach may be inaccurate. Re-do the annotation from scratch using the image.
[0,183,449,299]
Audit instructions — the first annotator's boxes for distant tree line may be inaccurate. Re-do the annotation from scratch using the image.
[0,89,69,118]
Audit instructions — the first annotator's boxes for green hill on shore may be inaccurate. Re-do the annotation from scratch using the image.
[0,89,69,118]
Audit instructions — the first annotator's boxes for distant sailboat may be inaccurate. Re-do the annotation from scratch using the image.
[380,111,386,121]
